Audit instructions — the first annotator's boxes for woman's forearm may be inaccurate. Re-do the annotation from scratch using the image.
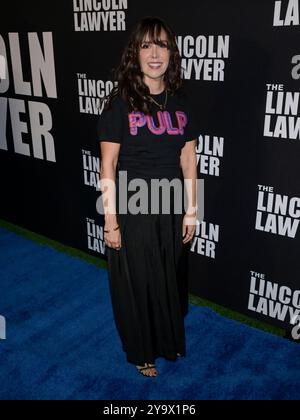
[100,160,118,225]
[181,156,198,215]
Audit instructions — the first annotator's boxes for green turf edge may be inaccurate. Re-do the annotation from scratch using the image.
[189,294,285,337]
[1,218,286,337]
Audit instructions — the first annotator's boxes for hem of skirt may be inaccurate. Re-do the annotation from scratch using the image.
[126,350,186,366]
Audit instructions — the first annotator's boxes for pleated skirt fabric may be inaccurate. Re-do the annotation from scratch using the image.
[106,175,189,366]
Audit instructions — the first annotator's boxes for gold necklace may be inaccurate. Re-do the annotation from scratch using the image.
[148,89,168,111]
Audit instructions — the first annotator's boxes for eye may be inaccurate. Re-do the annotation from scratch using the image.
[158,41,169,48]
[141,42,150,49]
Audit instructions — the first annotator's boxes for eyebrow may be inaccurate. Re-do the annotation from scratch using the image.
[142,39,168,43]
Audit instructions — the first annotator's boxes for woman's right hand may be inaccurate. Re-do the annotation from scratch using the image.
[104,223,122,250]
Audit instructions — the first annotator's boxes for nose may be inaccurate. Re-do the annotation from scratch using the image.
[151,44,158,58]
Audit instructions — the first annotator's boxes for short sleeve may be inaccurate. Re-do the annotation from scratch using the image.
[96,97,123,144]
[184,101,199,143]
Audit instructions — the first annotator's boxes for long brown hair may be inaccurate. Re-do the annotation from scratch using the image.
[104,16,183,115]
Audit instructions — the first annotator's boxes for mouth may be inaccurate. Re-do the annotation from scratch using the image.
[148,62,163,69]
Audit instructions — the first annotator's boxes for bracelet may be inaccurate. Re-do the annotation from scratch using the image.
[104,225,120,233]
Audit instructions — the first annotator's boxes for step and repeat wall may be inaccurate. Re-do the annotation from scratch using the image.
[0,0,299,330]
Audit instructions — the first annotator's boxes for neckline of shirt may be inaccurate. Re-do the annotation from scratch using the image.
[149,89,166,97]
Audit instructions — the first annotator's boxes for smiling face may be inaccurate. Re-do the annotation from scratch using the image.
[138,28,171,90]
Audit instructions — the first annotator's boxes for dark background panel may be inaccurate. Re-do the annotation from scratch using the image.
[0,0,299,329]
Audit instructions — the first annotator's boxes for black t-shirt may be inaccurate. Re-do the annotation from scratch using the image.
[96,88,199,180]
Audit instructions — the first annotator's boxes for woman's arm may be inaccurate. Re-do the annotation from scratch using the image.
[180,139,198,215]
[180,139,198,243]
[100,141,121,248]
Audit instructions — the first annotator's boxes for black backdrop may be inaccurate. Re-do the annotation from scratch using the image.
[1,0,300,329]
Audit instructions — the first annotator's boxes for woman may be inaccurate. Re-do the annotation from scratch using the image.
[97,16,198,377]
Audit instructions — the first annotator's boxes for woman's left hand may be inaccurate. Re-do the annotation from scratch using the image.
[182,213,197,244]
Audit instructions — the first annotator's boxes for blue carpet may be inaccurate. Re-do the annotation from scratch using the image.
[0,226,299,400]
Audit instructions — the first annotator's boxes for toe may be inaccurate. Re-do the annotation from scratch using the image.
[148,365,157,376]
[144,368,152,376]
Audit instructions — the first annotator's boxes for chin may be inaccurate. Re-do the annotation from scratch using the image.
[144,70,167,80]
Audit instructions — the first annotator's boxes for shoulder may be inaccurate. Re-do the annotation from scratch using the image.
[103,93,122,112]
[173,86,199,131]
[103,91,129,114]
[96,95,127,130]
[96,93,125,141]
[172,87,193,108]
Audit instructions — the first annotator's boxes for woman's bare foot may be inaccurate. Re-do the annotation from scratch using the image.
[136,363,158,377]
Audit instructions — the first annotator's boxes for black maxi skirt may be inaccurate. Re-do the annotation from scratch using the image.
[106,173,189,366]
